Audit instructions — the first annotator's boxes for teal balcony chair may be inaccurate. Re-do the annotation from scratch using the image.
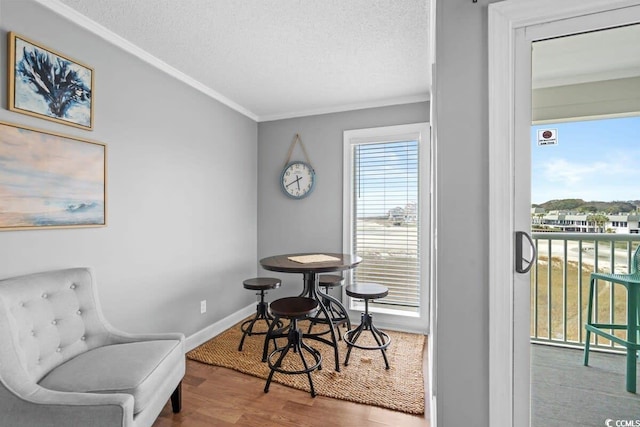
[584,244,640,393]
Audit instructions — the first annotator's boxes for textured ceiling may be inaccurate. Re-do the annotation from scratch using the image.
[51,0,431,121]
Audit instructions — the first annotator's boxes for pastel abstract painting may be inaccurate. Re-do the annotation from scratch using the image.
[0,122,106,230]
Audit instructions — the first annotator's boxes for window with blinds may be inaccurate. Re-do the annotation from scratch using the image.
[347,137,421,314]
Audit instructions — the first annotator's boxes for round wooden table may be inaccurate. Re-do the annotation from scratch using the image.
[260,253,362,371]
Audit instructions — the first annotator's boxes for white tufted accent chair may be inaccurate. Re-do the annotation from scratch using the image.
[0,268,185,427]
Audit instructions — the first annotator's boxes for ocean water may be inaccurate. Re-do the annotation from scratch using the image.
[28,201,104,226]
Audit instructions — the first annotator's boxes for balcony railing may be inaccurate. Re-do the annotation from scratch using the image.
[530,232,640,352]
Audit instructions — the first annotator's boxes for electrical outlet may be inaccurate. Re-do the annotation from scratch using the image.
[200,300,206,314]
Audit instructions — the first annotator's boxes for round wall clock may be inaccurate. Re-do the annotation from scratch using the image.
[280,160,315,199]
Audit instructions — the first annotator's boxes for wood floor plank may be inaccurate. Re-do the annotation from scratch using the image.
[154,343,429,426]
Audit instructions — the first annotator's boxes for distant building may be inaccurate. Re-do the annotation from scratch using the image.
[531,208,640,233]
[388,202,418,225]
[608,214,640,233]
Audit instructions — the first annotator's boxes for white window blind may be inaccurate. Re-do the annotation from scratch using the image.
[350,139,421,310]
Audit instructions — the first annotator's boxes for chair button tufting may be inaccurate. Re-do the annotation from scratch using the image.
[56,347,61,352]
[30,330,35,336]
[51,320,57,325]
[80,336,86,341]
[70,284,76,290]
[42,293,47,299]
[19,302,24,307]
[76,310,82,315]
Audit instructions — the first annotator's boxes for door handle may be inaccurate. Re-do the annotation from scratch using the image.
[515,231,537,274]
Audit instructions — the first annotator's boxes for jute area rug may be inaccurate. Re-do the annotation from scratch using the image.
[187,317,426,415]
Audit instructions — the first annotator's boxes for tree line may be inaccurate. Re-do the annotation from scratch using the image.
[532,198,639,214]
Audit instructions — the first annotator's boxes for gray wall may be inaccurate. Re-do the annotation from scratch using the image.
[0,1,505,424]
[433,0,502,425]
[0,1,258,337]
[257,103,429,296]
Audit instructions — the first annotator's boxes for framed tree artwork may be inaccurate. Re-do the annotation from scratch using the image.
[0,120,106,231]
[8,32,94,130]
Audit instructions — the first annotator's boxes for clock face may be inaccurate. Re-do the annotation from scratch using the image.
[280,161,315,199]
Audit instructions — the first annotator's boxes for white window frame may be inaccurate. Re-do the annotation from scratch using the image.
[342,122,430,333]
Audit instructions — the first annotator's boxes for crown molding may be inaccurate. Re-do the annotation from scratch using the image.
[34,0,428,124]
[257,94,430,122]
[33,0,259,121]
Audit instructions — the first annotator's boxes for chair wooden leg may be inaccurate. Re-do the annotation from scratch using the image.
[171,381,182,413]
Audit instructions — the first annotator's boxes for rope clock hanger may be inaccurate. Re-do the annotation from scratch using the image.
[280,133,316,199]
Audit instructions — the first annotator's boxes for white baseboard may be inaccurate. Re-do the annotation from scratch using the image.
[185,304,428,352]
[185,303,255,351]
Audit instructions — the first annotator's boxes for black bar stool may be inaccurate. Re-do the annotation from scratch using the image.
[263,296,323,397]
[344,283,391,369]
[307,274,349,340]
[238,277,282,351]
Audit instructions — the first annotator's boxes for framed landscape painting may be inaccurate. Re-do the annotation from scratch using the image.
[0,121,106,231]
[8,32,94,130]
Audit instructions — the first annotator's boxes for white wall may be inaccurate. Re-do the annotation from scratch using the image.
[257,103,429,297]
[433,0,503,425]
[533,76,640,123]
[0,0,258,337]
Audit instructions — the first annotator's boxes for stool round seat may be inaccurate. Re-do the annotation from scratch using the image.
[264,296,322,397]
[346,283,388,300]
[238,277,282,352]
[344,283,391,369]
[243,277,281,291]
[270,296,318,318]
[318,274,344,287]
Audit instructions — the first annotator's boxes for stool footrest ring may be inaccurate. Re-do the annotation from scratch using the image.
[343,312,391,369]
[344,328,391,350]
[267,343,322,375]
[238,300,283,351]
[263,308,323,397]
[240,317,282,336]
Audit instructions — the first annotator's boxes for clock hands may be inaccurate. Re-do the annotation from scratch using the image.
[286,175,302,189]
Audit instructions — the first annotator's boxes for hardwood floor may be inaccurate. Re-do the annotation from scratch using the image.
[153,340,429,427]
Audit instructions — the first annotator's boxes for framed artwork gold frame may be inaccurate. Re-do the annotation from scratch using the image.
[8,32,94,130]
[0,120,107,231]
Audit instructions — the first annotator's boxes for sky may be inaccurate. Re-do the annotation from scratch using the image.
[355,140,418,217]
[531,116,640,204]
[0,126,104,207]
